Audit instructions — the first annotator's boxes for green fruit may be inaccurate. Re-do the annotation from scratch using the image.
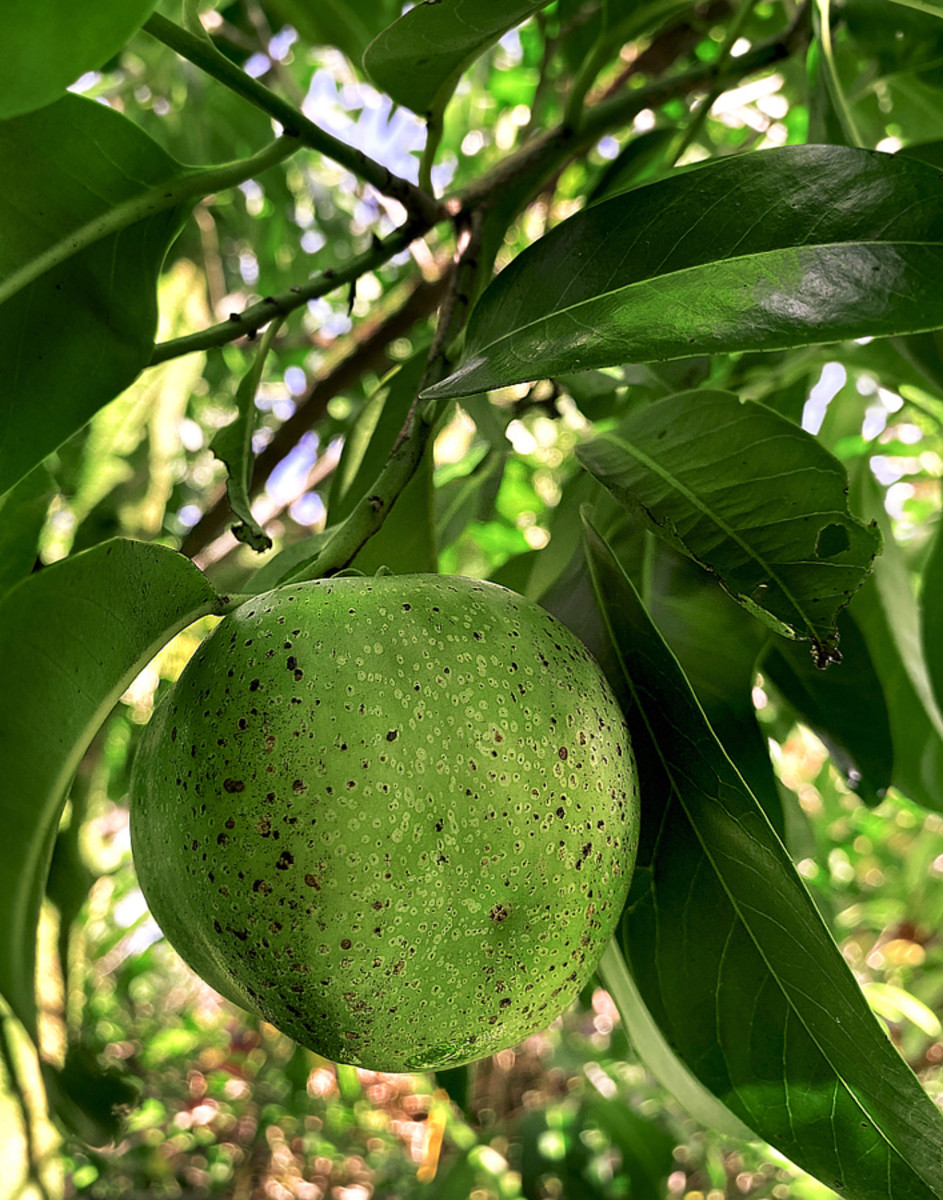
[129,574,639,1072]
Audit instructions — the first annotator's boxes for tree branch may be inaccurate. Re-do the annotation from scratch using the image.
[143,12,443,226]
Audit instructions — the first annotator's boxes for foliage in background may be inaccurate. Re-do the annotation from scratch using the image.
[4,0,943,1197]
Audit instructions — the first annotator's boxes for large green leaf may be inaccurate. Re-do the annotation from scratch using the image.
[579,516,943,1200]
[0,0,159,119]
[363,0,548,115]
[424,145,943,400]
[575,390,881,662]
[0,539,223,1037]
[850,467,943,811]
[0,93,189,499]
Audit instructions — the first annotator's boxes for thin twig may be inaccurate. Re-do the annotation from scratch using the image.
[150,216,429,365]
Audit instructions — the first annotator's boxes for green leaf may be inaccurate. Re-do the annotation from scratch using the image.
[0,93,189,499]
[850,466,943,811]
[436,449,507,553]
[586,127,676,203]
[580,515,943,1200]
[762,610,893,806]
[886,0,943,16]
[583,1092,676,1200]
[210,325,283,554]
[363,0,548,115]
[424,145,943,400]
[921,511,943,718]
[0,465,54,601]
[575,390,881,661]
[593,941,758,1142]
[647,544,784,835]
[246,533,335,595]
[0,539,222,1037]
[0,0,159,119]
[328,353,428,524]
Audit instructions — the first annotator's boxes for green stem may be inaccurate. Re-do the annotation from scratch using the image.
[277,405,441,583]
[0,136,298,311]
[143,12,442,225]
[276,214,483,582]
[149,216,426,364]
[418,100,446,197]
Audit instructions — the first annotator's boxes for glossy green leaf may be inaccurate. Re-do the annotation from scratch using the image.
[424,145,943,400]
[576,390,881,661]
[850,467,943,811]
[363,0,548,115]
[0,0,159,119]
[0,93,189,499]
[580,515,943,1200]
[0,539,223,1037]
[762,610,893,806]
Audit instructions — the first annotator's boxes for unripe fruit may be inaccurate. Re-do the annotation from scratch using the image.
[130,574,638,1072]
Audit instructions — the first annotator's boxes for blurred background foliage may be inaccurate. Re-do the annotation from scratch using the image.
[6,0,943,1196]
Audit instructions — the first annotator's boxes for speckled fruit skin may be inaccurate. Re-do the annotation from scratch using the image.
[130,574,639,1072]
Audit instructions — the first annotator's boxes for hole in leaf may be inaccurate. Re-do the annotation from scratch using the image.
[815,523,850,558]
